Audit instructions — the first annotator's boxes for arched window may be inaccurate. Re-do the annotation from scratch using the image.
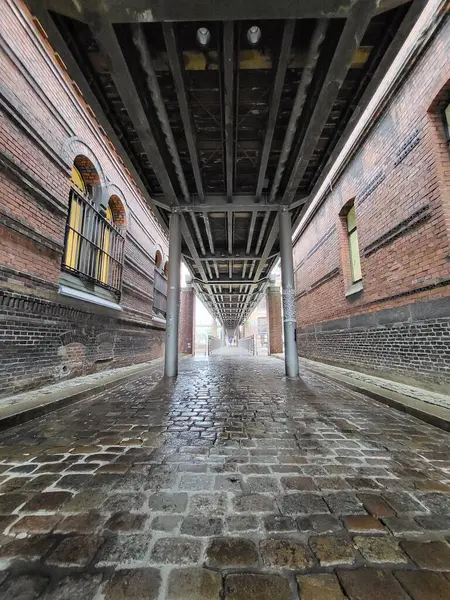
[62,156,125,296]
[155,250,163,270]
[153,250,167,319]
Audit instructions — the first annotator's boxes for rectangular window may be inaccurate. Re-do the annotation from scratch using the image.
[347,205,362,283]
[153,270,168,318]
[62,189,124,296]
[444,102,450,148]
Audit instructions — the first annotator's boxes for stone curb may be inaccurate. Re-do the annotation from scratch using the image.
[306,367,450,433]
[0,359,165,432]
[272,354,450,432]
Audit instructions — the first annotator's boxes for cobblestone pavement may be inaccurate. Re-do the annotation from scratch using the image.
[0,355,450,599]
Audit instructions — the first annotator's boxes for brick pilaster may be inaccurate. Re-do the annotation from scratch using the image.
[179,285,195,354]
[267,286,283,355]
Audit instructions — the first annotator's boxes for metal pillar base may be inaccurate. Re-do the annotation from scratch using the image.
[279,209,299,378]
[164,212,181,377]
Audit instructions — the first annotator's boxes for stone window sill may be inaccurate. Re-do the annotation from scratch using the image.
[59,284,123,311]
[345,280,364,298]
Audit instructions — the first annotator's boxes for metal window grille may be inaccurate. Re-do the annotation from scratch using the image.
[62,189,125,296]
[153,270,168,317]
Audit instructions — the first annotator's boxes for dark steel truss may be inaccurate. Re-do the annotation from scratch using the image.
[27,0,422,328]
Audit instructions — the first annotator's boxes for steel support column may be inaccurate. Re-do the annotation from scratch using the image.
[164,212,182,377]
[279,209,299,378]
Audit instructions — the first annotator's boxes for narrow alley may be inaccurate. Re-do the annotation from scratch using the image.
[0,356,449,599]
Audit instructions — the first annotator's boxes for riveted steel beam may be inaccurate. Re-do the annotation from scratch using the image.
[282,1,378,205]
[256,20,295,198]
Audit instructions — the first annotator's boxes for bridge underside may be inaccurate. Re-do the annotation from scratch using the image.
[29,0,422,330]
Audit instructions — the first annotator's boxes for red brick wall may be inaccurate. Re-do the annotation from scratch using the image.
[267,287,283,355]
[0,0,169,395]
[179,287,195,355]
[293,19,450,388]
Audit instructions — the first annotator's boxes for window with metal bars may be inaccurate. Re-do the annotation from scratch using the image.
[62,188,125,296]
[346,204,362,284]
[153,269,168,317]
[444,102,450,149]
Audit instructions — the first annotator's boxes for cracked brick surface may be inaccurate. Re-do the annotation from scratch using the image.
[0,355,450,598]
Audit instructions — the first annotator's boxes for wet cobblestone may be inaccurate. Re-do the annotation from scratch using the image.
[0,355,450,598]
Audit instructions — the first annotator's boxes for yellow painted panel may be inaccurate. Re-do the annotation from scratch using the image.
[70,166,86,195]
[239,49,272,70]
[347,205,356,232]
[349,230,362,283]
[445,103,450,138]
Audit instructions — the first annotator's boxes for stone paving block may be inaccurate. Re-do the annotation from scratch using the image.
[0,493,29,513]
[41,573,102,600]
[358,493,397,517]
[415,514,450,530]
[46,535,104,567]
[224,573,291,600]
[55,511,104,534]
[22,475,60,491]
[148,492,188,513]
[239,464,270,474]
[260,538,314,569]
[103,568,161,600]
[401,540,450,571]
[214,474,243,492]
[415,493,450,514]
[205,537,259,567]
[9,514,60,534]
[226,515,259,532]
[179,474,214,491]
[382,492,427,514]
[343,515,385,533]
[232,493,276,513]
[310,535,357,566]
[263,514,297,532]
[338,568,409,600]
[297,573,346,600]
[383,516,424,535]
[166,568,222,600]
[0,535,57,559]
[394,571,450,600]
[246,476,280,493]
[150,537,203,564]
[0,478,31,492]
[102,493,147,513]
[53,474,92,491]
[0,573,50,599]
[105,511,148,533]
[279,493,330,515]
[0,515,15,533]
[21,491,72,512]
[316,477,352,491]
[353,536,408,564]
[180,516,223,536]
[325,492,366,515]
[151,515,182,532]
[58,489,105,513]
[281,476,318,491]
[95,534,151,565]
[297,514,343,534]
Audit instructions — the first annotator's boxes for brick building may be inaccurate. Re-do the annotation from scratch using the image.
[293,17,450,391]
[0,0,169,396]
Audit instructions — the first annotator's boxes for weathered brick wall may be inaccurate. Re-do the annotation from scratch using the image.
[293,19,450,389]
[0,291,165,394]
[267,287,283,355]
[179,286,195,355]
[0,0,168,396]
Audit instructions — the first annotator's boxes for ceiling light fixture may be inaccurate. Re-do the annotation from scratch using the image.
[247,25,261,45]
[196,27,211,47]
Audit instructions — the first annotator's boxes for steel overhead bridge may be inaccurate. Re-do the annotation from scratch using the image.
[28,0,424,333]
